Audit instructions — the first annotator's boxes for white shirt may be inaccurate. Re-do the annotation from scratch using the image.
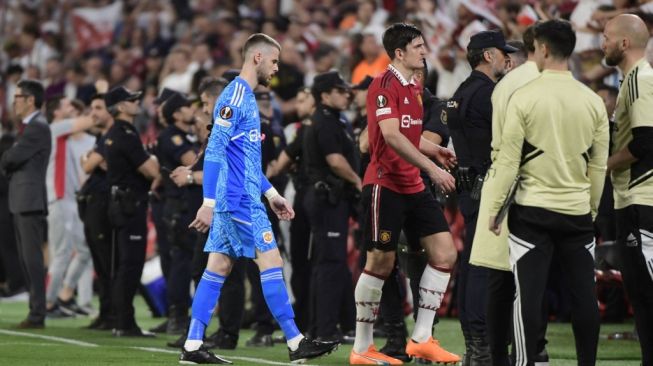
[23,110,40,124]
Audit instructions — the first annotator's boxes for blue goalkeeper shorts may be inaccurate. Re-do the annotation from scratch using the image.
[204,203,277,258]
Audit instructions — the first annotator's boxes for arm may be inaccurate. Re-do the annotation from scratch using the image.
[359,126,369,154]
[588,109,610,220]
[325,153,362,191]
[379,118,455,192]
[1,122,50,172]
[137,156,161,181]
[81,150,105,174]
[488,99,524,234]
[610,81,653,171]
[266,150,293,178]
[419,134,456,169]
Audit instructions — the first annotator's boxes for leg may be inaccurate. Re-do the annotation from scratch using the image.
[289,186,311,332]
[246,259,275,344]
[0,203,24,293]
[46,201,72,307]
[508,206,555,366]
[14,213,47,323]
[486,268,515,366]
[213,257,245,346]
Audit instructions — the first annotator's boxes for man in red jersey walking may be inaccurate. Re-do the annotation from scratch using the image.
[350,23,460,365]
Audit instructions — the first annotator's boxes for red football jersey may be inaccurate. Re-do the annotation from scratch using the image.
[363,65,425,194]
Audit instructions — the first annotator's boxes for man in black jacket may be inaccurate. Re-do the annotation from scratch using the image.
[0,79,52,328]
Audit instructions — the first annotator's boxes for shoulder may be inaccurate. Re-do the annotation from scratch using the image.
[217,80,250,109]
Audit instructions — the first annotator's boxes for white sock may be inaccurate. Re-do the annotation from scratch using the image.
[353,271,385,353]
[183,339,203,352]
[287,334,304,351]
[412,265,450,343]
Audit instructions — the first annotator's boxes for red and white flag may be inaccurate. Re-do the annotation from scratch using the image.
[71,1,123,53]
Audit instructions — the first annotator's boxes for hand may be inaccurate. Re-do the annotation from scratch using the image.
[428,166,456,193]
[489,216,501,236]
[149,175,162,199]
[94,79,109,94]
[269,195,295,221]
[189,205,213,233]
[354,178,363,192]
[434,146,457,170]
[170,166,192,187]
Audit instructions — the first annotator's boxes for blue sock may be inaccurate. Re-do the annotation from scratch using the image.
[260,267,300,340]
[187,270,226,340]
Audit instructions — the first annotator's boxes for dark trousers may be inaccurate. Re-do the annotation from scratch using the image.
[191,233,208,286]
[616,205,653,366]
[13,212,47,323]
[82,193,115,322]
[458,194,489,338]
[163,199,195,310]
[111,202,148,330]
[380,261,406,324]
[305,187,355,337]
[508,205,598,366]
[290,186,312,332]
[217,258,246,337]
[0,198,24,292]
[151,198,171,279]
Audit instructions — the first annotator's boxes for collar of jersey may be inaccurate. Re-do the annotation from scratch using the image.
[388,64,417,87]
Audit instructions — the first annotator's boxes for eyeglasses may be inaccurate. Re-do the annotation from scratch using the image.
[14,94,29,99]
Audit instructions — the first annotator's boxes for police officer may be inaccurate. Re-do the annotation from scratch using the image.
[157,92,199,334]
[303,71,360,341]
[78,93,115,330]
[446,30,516,364]
[104,86,162,337]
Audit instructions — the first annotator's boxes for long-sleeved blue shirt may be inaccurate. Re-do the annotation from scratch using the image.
[203,77,273,213]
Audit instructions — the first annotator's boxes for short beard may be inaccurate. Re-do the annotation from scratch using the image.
[257,68,270,87]
[605,49,624,67]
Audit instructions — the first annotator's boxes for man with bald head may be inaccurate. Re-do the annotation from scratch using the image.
[602,14,653,365]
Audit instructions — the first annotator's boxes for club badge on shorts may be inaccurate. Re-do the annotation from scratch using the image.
[379,230,391,244]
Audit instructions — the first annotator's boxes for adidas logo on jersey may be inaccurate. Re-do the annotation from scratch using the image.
[404,97,409,104]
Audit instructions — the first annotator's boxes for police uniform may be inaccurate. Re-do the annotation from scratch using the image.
[156,93,201,333]
[78,132,114,329]
[611,58,653,365]
[488,69,608,366]
[104,88,154,335]
[303,72,357,339]
[445,31,517,355]
[283,119,312,332]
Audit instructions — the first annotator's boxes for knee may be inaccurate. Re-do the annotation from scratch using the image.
[364,251,395,278]
[206,254,233,276]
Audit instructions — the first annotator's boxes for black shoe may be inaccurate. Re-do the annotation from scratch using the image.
[14,319,45,329]
[113,327,156,337]
[288,337,339,363]
[179,346,233,364]
[150,319,168,333]
[533,348,549,366]
[57,298,83,316]
[85,317,112,330]
[168,333,187,348]
[379,336,410,362]
[204,330,238,350]
[47,305,75,319]
[246,332,273,347]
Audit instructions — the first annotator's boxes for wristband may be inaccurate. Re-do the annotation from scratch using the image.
[202,198,216,208]
[264,187,280,200]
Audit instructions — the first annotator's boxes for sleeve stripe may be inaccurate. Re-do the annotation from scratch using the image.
[230,132,245,141]
[234,84,245,107]
[229,84,242,105]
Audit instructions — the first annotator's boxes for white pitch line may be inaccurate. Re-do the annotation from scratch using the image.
[132,346,318,366]
[0,329,99,347]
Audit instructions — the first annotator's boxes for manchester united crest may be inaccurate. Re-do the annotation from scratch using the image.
[379,230,391,244]
[219,106,233,119]
[440,110,448,124]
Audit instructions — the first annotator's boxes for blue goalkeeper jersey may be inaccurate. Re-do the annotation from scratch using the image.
[203,77,273,214]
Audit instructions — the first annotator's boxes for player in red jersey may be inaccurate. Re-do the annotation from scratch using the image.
[350,23,460,365]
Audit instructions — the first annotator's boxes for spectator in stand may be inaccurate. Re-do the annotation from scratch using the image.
[351,26,390,84]
[160,45,199,94]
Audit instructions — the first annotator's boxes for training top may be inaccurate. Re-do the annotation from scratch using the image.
[611,58,653,209]
[203,77,273,212]
[488,70,609,218]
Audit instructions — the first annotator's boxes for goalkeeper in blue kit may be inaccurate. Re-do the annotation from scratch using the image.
[179,33,339,364]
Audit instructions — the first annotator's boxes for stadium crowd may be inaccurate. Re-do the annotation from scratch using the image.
[1,0,653,365]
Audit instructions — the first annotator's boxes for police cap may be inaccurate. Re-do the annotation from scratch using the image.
[105,86,142,108]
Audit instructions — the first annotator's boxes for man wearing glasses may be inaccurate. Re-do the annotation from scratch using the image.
[1,79,51,329]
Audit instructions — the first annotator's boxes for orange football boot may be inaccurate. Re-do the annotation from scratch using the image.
[349,345,404,365]
[405,337,461,364]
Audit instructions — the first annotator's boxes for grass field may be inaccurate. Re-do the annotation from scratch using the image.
[0,296,643,365]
